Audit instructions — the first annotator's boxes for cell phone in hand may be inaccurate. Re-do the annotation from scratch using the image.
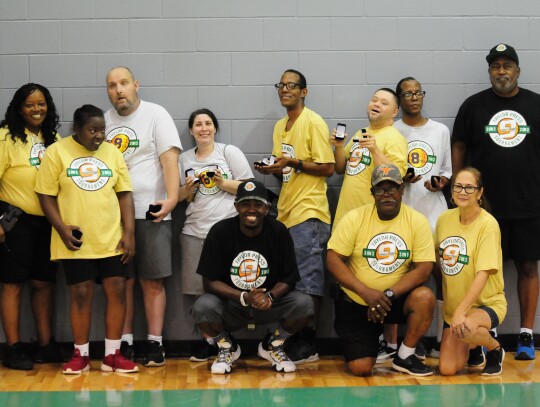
[254,161,268,167]
[72,229,83,247]
[431,175,441,188]
[146,204,162,220]
[406,167,415,177]
[335,123,346,140]
[361,128,368,138]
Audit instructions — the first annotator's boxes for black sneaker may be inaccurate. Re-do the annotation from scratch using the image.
[392,354,433,376]
[34,338,63,363]
[467,346,486,367]
[3,342,33,370]
[375,340,396,364]
[190,341,218,362]
[285,339,319,365]
[144,340,165,367]
[482,347,505,376]
[415,341,427,361]
[120,341,134,361]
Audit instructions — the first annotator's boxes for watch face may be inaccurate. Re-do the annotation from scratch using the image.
[385,289,394,298]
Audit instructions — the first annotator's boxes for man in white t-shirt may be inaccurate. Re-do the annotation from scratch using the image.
[105,66,182,367]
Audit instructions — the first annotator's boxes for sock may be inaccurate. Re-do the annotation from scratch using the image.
[205,336,215,346]
[387,342,398,350]
[213,332,232,349]
[397,343,415,360]
[148,335,162,345]
[121,334,133,346]
[105,338,121,356]
[490,328,498,338]
[75,342,90,357]
[520,328,533,336]
[268,327,292,347]
[436,300,444,343]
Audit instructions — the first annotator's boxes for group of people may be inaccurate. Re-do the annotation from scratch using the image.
[0,43,537,379]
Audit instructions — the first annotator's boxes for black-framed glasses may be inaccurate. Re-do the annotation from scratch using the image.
[452,184,480,194]
[274,82,302,91]
[400,91,426,99]
[371,186,400,196]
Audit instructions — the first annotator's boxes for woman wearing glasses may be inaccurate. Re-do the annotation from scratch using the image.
[435,167,506,376]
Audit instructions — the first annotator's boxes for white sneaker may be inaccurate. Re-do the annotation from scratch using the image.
[257,342,296,373]
[211,344,241,375]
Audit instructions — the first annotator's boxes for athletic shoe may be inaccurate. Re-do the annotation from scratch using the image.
[190,341,218,362]
[34,338,63,363]
[515,332,536,360]
[482,348,505,376]
[63,349,90,375]
[120,341,134,361]
[415,341,427,361]
[392,354,434,376]
[285,339,319,365]
[428,342,441,359]
[144,340,166,367]
[375,339,396,364]
[3,342,33,370]
[467,346,486,367]
[101,349,139,373]
[257,341,296,373]
[211,344,241,375]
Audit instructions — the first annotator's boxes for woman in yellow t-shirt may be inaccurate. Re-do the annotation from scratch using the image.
[435,168,506,376]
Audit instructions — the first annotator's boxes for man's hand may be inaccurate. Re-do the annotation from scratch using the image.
[59,225,82,251]
[362,287,392,323]
[247,288,272,311]
[117,231,135,264]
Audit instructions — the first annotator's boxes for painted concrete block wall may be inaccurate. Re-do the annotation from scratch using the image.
[1,1,539,342]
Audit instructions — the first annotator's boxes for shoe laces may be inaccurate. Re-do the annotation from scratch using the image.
[216,348,232,364]
[270,345,290,363]
[519,332,533,346]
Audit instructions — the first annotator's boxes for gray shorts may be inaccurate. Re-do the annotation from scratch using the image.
[180,233,205,295]
[130,219,172,280]
[191,291,314,332]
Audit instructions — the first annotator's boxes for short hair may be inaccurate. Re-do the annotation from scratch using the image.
[188,108,220,132]
[375,87,400,108]
[0,83,60,147]
[72,104,104,132]
[106,66,135,83]
[396,77,417,96]
[283,69,307,88]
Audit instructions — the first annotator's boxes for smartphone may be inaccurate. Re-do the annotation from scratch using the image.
[406,167,415,177]
[335,123,346,140]
[361,128,368,138]
[146,204,162,220]
[72,229,83,247]
[185,169,195,178]
[207,171,216,178]
[431,175,441,188]
[262,155,275,165]
[254,161,268,167]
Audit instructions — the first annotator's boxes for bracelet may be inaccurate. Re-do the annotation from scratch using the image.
[240,291,249,307]
[266,292,275,303]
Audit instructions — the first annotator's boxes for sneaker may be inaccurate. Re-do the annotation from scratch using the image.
[63,349,90,375]
[257,341,296,373]
[190,341,218,362]
[482,348,505,376]
[392,354,434,377]
[375,340,396,364]
[515,332,536,360]
[467,346,486,367]
[101,349,139,373]
[211,344,241,375]
[144,340,166,367]
[35,338,63,363]
[284,339,319,365]
[120,341,134,361]
[3,342,33,370]
[428,342,441,359]
[415,341,427,361]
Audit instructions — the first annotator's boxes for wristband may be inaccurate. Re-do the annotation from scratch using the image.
[240,291,249,307]
[266,292,275,303]
[296,159,303,171]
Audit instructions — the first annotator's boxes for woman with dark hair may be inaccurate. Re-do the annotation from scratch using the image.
[0,83,61,370]
[436,167,506,376]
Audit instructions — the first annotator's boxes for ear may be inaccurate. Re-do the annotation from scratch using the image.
[133,79,140,92]
[301,87,308,98]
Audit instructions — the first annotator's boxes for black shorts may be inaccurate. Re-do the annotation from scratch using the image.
[498,217,540,261]
[334,292,409,362]
[0,211,56,284]
[62,255,131,285]
[443,305,500,329]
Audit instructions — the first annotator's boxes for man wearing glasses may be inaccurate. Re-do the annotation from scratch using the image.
[452,44,540,361]
[255,69,334,364]
[327,163,435,377]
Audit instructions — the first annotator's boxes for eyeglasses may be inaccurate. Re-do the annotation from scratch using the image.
[274,82,302,91]
[400,91,426,99]
[452,185,480,194]
[372,186,400,196]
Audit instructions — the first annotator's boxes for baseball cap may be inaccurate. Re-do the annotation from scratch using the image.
[235,180,268,204]
[486,43,519,66]
[371,163,403,186]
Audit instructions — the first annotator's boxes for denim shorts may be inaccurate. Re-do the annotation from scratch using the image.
[288,218,330,297]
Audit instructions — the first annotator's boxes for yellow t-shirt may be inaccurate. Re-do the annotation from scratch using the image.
[328,203,435,306]
[435,208,506,325]
[34,136,132,260]
[333,125,407,230]
[272,107,335,228]
[0,127,59,215]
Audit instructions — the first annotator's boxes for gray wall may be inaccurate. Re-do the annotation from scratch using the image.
[2,1,540,343]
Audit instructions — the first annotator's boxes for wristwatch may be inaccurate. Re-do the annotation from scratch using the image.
[384,288,395,303]
[266,292,275,303]
[295,159,303,172]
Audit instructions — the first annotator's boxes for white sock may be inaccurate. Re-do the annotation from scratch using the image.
[75,342,90,357]
[105,338,121,356]
[436,300,444,343]
[148,334,163,345]
[387,342,398,350]
[121,334,134,346]
[397,343,415,360]
[520,328,533,336]
[205,337,215,346]
[490,328,498,337]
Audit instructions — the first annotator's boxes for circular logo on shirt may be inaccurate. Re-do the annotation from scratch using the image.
[197,165,226,196]
[363,233,410,274]
[67,157,113,191]
[407,140,436,176]
[281,143,295,183]
[346,141,371,176]
[29,143,46,169]
[230,251,270,290]
[106,127,139,158]
[485,110,530,148]
[439,236,468,276]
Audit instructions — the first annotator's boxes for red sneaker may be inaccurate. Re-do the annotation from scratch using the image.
[63,348,90,375]
[101,349,139,373]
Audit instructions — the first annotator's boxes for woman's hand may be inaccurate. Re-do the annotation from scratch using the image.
[451,312,470,339]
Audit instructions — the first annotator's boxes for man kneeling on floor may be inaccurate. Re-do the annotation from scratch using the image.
[327,163,436,376]
[191,180,314,374]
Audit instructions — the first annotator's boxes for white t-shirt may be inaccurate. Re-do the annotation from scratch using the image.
[105,100,182,220]
[394,119,452,231]
[180,143,253,239]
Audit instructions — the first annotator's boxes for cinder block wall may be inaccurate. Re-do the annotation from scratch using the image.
[1,1,539,343]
